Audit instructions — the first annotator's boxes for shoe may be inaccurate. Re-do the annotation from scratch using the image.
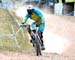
[30,39,32,43]
[41,45,45,50]
[30,39,35,47]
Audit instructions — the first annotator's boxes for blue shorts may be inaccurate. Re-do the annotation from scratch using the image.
[31,22,45,33]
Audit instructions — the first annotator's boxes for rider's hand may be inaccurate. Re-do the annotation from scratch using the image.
[20,23,24,27]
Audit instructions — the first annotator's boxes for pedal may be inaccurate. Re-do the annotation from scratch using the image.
[30,39,35,47]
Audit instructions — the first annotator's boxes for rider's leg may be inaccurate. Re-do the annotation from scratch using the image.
[38,23,45,50]
[28,22,36,47]
[29,22,36,43]
[38,32,44,45]
[31,30,36,41]
[30,30,36,47]
[27,25,33,43]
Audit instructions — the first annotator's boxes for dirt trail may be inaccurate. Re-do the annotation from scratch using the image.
[44,14,75,56]
[0,51,75,60]
[0,51,59,60]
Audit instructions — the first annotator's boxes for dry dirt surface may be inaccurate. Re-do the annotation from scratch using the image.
[0,51,59,60]
[0,51,75,60]
[44,14,75,55]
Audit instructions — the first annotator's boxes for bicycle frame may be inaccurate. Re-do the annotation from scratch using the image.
[25,24,42,56]
[25,24,42,44]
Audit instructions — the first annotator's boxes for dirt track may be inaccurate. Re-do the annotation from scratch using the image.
[0,51,75,60]
[0,51,59,60]
[44,14,75,55]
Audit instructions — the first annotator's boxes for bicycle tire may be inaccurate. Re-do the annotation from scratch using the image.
[34,36,42,56]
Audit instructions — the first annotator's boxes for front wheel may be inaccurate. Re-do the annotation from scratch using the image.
[34,37,42,56]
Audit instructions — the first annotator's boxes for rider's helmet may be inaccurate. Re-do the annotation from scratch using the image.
[27,5,34,15]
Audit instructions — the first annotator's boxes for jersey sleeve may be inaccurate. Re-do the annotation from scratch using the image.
[22,13,29,23]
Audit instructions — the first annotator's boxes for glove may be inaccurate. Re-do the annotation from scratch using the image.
[20,23,24,27]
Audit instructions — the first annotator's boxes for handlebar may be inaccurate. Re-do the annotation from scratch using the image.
[15,24,38,36]
[24,24,30,28]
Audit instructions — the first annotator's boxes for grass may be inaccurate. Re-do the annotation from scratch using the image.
[0,9,35,53]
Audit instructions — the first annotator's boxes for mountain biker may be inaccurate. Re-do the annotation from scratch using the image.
[20,5,45,50]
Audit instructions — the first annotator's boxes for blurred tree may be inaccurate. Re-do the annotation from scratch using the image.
[0,0,2,3]
[0,0,2,8]
[62,0,65,3]
[57,0,59,3]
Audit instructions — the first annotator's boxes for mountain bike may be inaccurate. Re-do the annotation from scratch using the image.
[24,24,42,56]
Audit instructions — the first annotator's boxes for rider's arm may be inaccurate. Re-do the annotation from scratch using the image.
[22,14,29,24]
